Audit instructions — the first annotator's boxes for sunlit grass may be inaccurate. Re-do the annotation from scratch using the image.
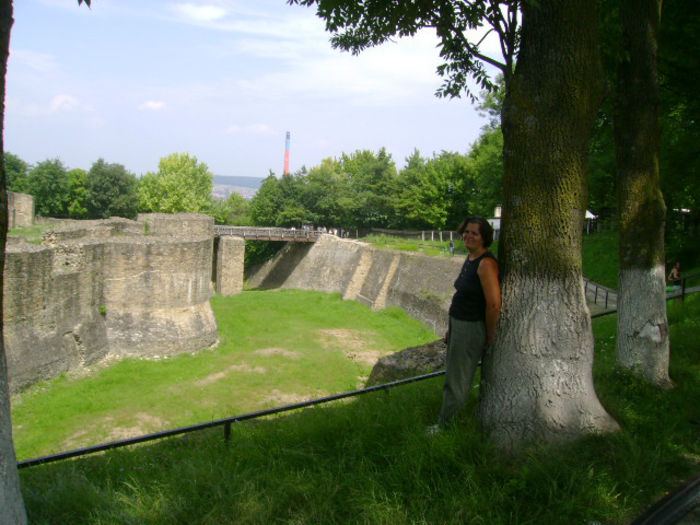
[11,290,436,460]
[18,296,700,524]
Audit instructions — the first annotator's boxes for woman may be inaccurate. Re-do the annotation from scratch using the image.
[432,216,501,430]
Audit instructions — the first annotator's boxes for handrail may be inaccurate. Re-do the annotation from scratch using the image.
[17,370,445,469]
[214,226,324,241]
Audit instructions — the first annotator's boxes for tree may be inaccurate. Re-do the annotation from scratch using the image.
[209,192,252,225]
[396,150,471,230]
[612,0,671,387]
[481,0,619,447]
[67,168,88,219]
[291,0,618,448]
[250,174,284,226]
[4,152,29,193]
[466,127,503,218]
[657,0,700,262]
[138,153,213,214]
[300,157,348,228]
[85,158,138,219]
[0,0,46,519]
[26,158,71,217]
[340,148,398,228]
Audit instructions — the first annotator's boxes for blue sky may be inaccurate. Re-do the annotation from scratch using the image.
[7,0,499,179]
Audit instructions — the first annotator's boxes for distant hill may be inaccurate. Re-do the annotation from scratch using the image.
[214,175,265,188]
[213,175,265,199]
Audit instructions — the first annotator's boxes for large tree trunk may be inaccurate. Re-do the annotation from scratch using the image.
[0,1,26,523]
[480,0,619,449]
[613,0,671,387]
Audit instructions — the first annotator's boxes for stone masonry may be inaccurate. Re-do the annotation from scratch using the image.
[4,213,219,392]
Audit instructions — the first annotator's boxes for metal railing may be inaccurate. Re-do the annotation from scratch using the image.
[214,226,323,242]
[17,370,445,470]
[583,278,617,310]
[666,271,700,302]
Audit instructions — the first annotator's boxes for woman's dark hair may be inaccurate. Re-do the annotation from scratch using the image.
[457,216,494,248]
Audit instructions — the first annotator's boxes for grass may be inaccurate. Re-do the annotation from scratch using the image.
[582,230,619,288]
[363,233,499,258]
[17,295,700,524]
[11,290,436,460]
[8,222,55,244]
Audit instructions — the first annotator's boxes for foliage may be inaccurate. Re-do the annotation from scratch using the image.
[209,192,252,225]
[5,152,30,193]
[340,148,398,228]
[25,159,71,218]
[67,168,88,219]
[657,0,700,230]
[137,153,214,214]
[85,159,138,219]
[465,126,503,217]
[250,149,402,229]
[588,0,700,226]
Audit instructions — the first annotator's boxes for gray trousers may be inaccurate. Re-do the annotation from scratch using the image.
[438,316,486,426]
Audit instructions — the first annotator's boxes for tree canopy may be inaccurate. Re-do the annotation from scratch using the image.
[85,159,139,219]
[137,153,214,215]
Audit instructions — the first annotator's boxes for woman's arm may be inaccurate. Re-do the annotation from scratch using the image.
[478,257,501,347]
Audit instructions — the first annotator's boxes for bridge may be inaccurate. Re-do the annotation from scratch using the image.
[214,226,323,242]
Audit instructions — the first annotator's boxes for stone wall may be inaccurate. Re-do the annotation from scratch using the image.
[7,191,34,229]
[4,214,218,392]
[246,234,462,335]
[214,236,245,295]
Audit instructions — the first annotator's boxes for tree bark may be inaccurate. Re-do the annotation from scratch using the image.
[480,0,619,449]
[613,0,671,387]
[0,1,26,523]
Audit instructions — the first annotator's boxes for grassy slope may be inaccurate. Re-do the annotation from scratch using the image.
[11,291,435,459]
[18,296,699,524]
[14,232,700,523]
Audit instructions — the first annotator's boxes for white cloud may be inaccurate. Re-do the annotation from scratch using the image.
[139,100,167,111]
[10,49,59,73]
[234,30,444,107]
[50,94,80,112]
[171,3,228,23]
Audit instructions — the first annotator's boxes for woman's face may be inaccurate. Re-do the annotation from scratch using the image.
[462,222,484,251]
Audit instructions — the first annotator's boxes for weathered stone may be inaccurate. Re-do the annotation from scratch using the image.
[366,339,446,386]
[7,191,34,229]
[4,214,218,392]
[214,236,245,295]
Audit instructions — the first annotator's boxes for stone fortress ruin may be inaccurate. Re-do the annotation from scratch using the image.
[5,209,222,392]
[5,191,462,393]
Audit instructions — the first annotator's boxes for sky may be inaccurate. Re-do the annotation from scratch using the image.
[7,0,500,179]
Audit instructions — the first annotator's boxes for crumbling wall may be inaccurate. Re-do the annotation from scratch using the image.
[7,191,34,229]
[4,214,218,392]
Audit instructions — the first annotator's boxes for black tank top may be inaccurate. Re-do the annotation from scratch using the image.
[448,251,496,321]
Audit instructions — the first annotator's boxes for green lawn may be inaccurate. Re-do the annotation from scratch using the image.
[17,295,699,524]
[11,290,436,460]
